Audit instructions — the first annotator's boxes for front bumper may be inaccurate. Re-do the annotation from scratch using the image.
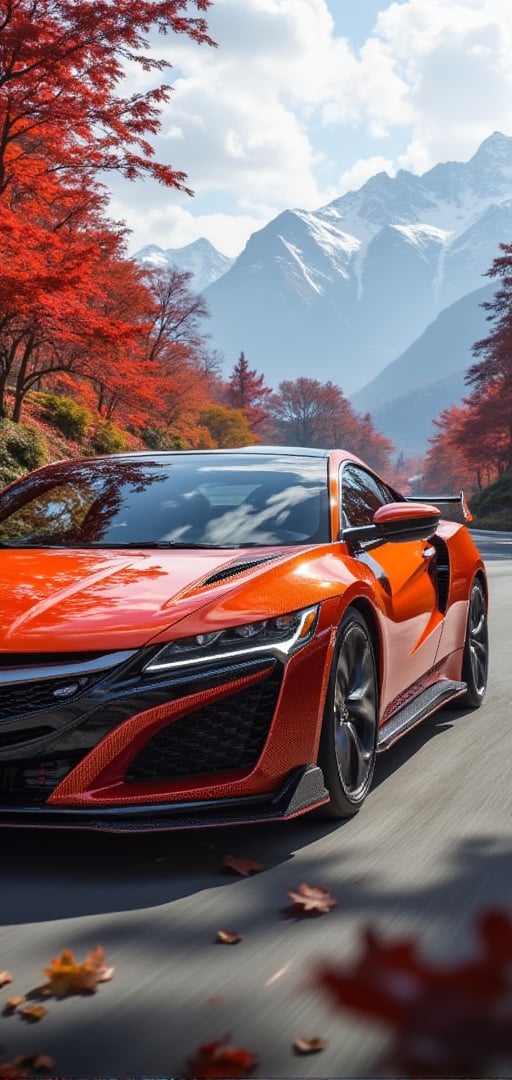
[0,765,329,832]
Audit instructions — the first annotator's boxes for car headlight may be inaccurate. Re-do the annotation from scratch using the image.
[143,605,319,673]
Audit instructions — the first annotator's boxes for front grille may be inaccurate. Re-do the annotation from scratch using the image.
[0,672,103,723]
[126,668,282,781]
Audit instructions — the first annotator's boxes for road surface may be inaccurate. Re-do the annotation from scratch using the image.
[0,532,511,1078]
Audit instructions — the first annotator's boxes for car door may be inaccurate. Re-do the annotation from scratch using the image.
[340,463,444,711]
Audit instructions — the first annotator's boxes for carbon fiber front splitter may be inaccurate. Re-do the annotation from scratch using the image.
[0,765,329,832]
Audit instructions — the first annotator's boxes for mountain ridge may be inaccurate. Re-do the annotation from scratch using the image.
[133,133,511,455]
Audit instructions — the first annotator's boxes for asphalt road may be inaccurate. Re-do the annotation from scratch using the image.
[1,533,511,1079]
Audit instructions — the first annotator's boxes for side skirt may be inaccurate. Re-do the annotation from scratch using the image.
[377,679,467,752]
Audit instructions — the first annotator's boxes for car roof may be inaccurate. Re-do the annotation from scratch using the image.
[41,447,333,469]
[87,445,332,463]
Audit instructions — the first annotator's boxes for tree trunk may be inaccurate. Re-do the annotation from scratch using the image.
[12,334,35,422]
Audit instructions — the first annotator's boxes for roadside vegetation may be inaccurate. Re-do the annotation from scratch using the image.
[468,470,512,529]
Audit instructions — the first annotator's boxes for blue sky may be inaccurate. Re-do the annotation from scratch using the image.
[110,0,512,257]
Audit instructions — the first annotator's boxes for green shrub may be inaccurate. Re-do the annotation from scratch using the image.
[89,421,130,455]
[0,419,48,488]
[39,393,91,441]
[141,427,187,450]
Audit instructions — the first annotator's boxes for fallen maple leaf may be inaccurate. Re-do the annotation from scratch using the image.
[4,994,26,1011]
[42,944,114,996]
[186,1037,258,1078]
[18,1004,48,1022]
[216,929,243,945]
[221,855,264,877]
[0,1060,31,1079]
[293,1036,327,1054]
[0,971,12,988]
[287,882,338,914]
[27,1055,55,1072]
[315,909,512,1076]
[0,1053,55,1077]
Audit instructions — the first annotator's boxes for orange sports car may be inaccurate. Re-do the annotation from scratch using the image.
[0,446,488,831]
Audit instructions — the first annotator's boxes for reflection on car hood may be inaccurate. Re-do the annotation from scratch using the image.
[0,547,276,653]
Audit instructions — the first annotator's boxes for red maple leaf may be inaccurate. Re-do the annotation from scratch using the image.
[186,1037,258,1078]
[315,909,512,1076]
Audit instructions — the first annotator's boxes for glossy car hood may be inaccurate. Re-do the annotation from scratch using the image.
[0,547,260,653]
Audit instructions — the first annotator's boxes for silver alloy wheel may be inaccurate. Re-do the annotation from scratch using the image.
[462,578,488,705]
[332,618,378,798]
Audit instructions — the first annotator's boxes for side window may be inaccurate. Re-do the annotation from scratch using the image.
[340,464,396,528]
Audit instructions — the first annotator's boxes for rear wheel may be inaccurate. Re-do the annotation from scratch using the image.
[319,608,378,818]
[458,577,488,708]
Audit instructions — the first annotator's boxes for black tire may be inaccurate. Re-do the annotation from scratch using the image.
[458,577,488,708]
[318,607,378,818]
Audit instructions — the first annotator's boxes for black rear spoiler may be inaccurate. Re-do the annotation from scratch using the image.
[405,490,472,523]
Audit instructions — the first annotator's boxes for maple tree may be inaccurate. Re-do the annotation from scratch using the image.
[138,266,220,440]
[0,0,214,196]
[268,377,354,447]
[349,410,395,474]
[0,218,154,422]
[267,377,394,472]
[0,0,215,428]
[425,242,512,493]
[466,242,512,471]
[55,264,217,436]
[423,400,504,494]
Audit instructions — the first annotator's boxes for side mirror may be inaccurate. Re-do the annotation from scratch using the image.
[342,501,441,548]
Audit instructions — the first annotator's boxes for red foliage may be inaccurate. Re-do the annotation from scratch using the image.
[267,378,394,471]
[316,909,512,1076]
[0,0,214,196]
[0,0,215,430]
[225,352,272,430]
[423,400,505,494]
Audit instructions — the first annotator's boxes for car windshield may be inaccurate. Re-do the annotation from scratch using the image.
[0,453,330,548]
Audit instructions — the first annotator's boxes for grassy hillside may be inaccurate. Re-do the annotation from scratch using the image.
[469,471,512,530]
[0,393,143,488]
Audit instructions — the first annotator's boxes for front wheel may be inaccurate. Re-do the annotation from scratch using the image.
[458,577,488,708]
[318,608,378,818]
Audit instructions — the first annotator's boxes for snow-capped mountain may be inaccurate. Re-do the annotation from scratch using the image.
[134,237,234,292]
[202,132,512,398]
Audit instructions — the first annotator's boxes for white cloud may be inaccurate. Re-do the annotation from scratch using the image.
[112,196,267,258]
[110,0,512,256]
[338,155,397,194]
[364,0,512,169]
[111,0,349,252]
